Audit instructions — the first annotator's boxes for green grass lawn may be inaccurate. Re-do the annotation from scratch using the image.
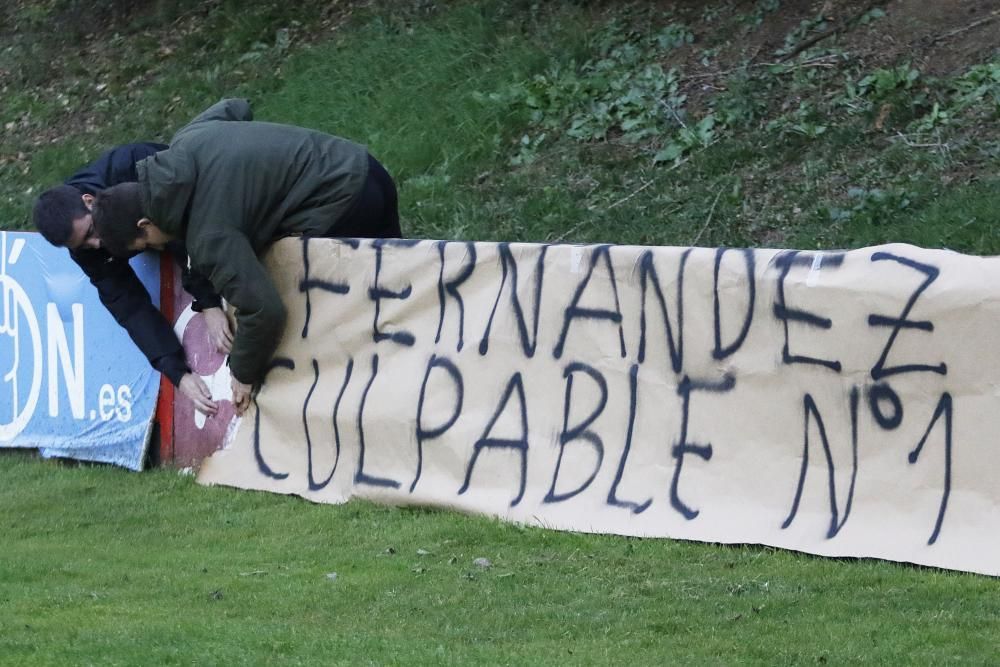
[2,451,998,665]
[2,1,999,663]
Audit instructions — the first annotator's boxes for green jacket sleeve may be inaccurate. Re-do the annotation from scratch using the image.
[196,231,287,386]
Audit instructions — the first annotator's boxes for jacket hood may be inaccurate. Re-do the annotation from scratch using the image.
[136,146,196,239]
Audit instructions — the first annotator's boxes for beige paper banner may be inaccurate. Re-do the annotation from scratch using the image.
[199,238,1000,576]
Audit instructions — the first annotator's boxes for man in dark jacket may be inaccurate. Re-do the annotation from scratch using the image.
[32,143,230,415]
[92,99,401,415]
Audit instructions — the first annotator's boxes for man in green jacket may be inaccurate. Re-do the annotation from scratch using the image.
[93,98,401,415]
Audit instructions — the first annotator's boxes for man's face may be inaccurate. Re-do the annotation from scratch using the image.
[64,193,100,251]
[65,213,101,250]
[127,222,171,253]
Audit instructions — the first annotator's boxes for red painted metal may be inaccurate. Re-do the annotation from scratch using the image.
[150,250,235,468]
[155,250,177,465]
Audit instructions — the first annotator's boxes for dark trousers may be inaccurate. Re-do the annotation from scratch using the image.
[331,154,402,239]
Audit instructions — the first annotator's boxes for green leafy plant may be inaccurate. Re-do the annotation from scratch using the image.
[857,7,887,25]
[951,61,1000,113]
[711,67,777,128]
[905,61,999,132]
[910,102,951,132]
[850,63,933,128]
[654,113,717,163]
[826,186,914,227]
[767,101,828,139]
[493,18,693,164]
[654,22,695,49]
[741,0,781,29]
[857,64,921,103]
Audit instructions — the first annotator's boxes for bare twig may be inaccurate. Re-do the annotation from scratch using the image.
[778,0,887,62]
[549,220,589,245]
[892,132,950,149]
[680,54,840,83]
[548,227,585,245]
[549,141,721,244]
[929,9,999,45]
[659,99,688,129]
[607,179,654,210]
[936,128,953,162]
[692,188,724,246]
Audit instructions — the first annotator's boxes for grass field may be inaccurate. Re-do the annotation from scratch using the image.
[2,451,998,665]
[2,0,999,663]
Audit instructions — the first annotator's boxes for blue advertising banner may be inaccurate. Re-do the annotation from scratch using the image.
[0,231,159,470]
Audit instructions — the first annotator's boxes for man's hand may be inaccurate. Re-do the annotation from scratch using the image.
[231,378,253,417]
[179,373,218,416]
[202,307,234,354]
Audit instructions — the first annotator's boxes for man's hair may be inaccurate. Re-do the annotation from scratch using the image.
[33,185,88,247]
[93,182,147,257]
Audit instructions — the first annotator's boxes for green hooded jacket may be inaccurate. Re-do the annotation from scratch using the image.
[136,98,369,384]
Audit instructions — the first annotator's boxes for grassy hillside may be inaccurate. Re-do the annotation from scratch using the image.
[2,0,998,252]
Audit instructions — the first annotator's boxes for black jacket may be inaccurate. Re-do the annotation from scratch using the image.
[66,143,222,386]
